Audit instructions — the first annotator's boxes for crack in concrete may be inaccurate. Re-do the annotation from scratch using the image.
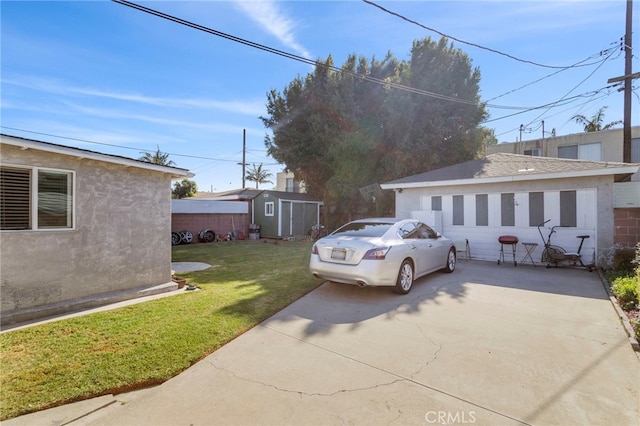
[206,360,406,398]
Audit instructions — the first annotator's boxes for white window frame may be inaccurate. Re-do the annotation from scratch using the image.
[265,201,274,217]
[0,164,75,231]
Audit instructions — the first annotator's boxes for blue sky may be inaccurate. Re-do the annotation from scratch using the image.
[2,1,638,192]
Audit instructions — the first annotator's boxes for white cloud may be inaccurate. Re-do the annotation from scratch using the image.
[234,0,312,59]
[1,76,265,116]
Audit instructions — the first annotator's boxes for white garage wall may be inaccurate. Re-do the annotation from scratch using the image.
[399,187,598,264]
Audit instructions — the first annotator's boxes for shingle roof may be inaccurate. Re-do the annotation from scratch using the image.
[383,153,639,187]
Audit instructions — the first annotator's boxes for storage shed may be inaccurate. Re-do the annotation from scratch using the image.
[252,191,322,239]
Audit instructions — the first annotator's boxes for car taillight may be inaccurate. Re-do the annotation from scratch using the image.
[363,246,390,260]
[311,244,319,255]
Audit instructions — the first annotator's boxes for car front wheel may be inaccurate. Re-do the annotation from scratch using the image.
[444,248,456,273]
[395,260,414,294]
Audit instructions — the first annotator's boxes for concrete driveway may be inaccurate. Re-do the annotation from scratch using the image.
[7,261,639,425]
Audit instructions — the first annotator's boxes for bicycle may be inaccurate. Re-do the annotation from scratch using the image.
[537,219,592,271]
[309,223,328,240]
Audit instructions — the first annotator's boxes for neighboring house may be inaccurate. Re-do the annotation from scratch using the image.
[0,134,190,325]
[487,126,640,164]
[274,171,306,193]
[380,153,640,264]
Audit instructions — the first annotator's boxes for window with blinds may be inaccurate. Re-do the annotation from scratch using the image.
[0,166,73,230]
[1,167,31,230]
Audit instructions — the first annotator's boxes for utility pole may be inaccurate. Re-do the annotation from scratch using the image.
[608,0,636,163]
[623,0,633,163]
[237,129,248,188]
[242,129,246,188]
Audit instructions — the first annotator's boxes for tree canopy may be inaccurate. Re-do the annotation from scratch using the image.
[571,106,622,132]
[138,146,175,166]
[172,179,197,199]
[245,163,273,189]
[261,37,489,227]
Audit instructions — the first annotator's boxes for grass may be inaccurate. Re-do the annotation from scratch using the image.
[0,240,319,420]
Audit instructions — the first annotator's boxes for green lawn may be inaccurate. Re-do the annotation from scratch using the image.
[0,240,319,420]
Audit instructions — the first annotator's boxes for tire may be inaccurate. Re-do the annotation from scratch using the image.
[171,232,182,246]
[179,230,193,244]
[204,230,215,243]
[443,248,456,273]
[394,260,414,294]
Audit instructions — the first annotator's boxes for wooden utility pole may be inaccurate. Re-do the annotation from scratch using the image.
[242,129,246,188]
[623,0,633,163]
[608,0,636,163]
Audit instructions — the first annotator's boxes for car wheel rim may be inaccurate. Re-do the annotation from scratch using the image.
[448,251,456,269]
[400,264,413,290]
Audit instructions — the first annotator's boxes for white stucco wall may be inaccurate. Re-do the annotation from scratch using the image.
[394,176,614,264]
[1,144,175,319]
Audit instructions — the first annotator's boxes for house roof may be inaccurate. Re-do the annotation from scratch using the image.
[196,188,321,203]
[1,133,191,178]
[195,188,264,200]
[381,153,640,189]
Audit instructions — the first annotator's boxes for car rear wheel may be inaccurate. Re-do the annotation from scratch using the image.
[394,260,414,294]
[444,248,456,273]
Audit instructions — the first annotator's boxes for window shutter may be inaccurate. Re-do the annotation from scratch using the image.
[0,166,31,230]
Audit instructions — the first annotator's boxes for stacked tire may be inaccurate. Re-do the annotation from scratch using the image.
[198,229,216,243]
[171,230,194,245]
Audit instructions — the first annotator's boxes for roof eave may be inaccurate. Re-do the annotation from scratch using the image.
[2,135,191,178]
[380,165,640,190]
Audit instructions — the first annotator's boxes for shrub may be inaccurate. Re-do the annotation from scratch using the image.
[628,310,640,341]
[613,248,636,274]
[611,276,639,310]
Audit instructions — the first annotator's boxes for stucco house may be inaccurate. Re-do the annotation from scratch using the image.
[380,153,640,265]
[0,134,190,325]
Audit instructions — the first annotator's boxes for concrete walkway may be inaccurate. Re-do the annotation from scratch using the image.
[5,261,639,425]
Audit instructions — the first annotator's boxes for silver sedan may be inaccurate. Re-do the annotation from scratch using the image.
[309,218,456,294]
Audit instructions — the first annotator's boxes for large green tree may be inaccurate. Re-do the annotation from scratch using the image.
[261,37,488,227]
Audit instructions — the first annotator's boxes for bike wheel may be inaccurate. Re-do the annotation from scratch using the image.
[542,245,565,265]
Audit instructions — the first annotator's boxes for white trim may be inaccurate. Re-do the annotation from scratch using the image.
[1,134,190,178]
[1,164,76,231]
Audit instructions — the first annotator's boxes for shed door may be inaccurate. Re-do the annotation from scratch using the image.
[281,201,291,236]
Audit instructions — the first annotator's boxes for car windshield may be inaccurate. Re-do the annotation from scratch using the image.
[331,222,394,238]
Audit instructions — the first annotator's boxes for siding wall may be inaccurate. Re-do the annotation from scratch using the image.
[1,144,174,323]
[394,175,613,264]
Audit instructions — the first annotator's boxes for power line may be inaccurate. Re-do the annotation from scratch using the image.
[362,0,614,70]
[0,126,268,163]
[484,85,616,125]
[522,48,619,129]
[110,0,527,110]
[486,46,621,103]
